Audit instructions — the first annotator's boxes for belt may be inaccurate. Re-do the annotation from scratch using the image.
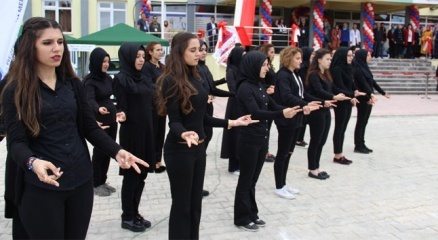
[178,139,205,145]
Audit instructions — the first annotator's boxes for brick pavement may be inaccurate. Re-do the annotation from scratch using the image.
[1,95,438,239]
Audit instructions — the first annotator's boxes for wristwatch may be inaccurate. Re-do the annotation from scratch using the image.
[27,156,38,171]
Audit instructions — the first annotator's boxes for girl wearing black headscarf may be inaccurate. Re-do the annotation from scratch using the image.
[330,47,364,164]
[353,49,389,153]
[234,51,301,231]
[296,47,314,146]
[221,46,245,174]
[83,48,121,196]
[114,43,155,232]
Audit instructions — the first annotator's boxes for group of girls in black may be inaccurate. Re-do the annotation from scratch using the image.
[1,17,389,240]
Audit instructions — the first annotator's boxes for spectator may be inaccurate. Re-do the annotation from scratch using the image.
[137,13,149,32]
[349,23,361,47]
[340,22,350,47]
[206,16,218,52]
[163,20,173,44]
[330,24,341,50]
[324,19,331,48]
[298,17,309,47]
[393,24,404,58]
[150,16,161,38]
[434,24,438,59]
[373,23,386,58]
[387,25,396,58]
[404,24,415,59]
[421,25,433,58]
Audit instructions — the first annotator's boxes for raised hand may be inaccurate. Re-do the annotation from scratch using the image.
[229,115,259,128]
[116,112,126,122]
[324,100,337,108]
[32,159,63,187]
[115,149,149,174]
[97,121,110,130]
[350,98,360,106]
[98,107,110,115]
[282,106,302,118]
[354,90,366,97]
[181,131,199,148]
[333,93,351,101]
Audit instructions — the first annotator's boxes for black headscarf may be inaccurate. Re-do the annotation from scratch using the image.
[301,47,314,69]
[353,49,373,80]
[330,47,352,76]
[84,47,109,82]
[118,42,145,81]
[227,46,245,69]
[238,51,267,86]
[198,40,208,66]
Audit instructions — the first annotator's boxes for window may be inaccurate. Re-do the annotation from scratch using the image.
[43,0,72,32]
[98,2,126,30]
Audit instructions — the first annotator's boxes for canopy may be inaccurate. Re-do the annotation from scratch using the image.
[74,23,169,46]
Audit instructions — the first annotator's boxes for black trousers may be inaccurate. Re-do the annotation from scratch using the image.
[208,34,218,51]
[121,169,147,220]
[296,116,308,142]
[234,137,267,226]
[405,42,413,59]
[395,43,404,58]
[164,143,206,240]
[274,126,298,189]
[333,102,352,154]
[92,122,117,187]
[354,101,373,148]
[227,128,240,172]
[19,180,93,239]
[307,109,331,170]
[152,111,166,163]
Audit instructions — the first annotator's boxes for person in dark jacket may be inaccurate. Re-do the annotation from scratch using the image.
[234,51,301,231]
[304,48,350,180]
[273,46,320,199]
[142,42,167,173]
[113,43,156,232]
[393,24,405,58]
[1,17,147,239]
[155,32,255,240]
[330,47,365,165]
[373,23,386,58]
[220,46,246,174]
[353,49,390,153]
[83,47,122,196]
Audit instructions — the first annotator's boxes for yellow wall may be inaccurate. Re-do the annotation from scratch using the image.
[420,7,438,16]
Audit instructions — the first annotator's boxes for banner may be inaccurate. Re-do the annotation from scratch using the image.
[0,0,28,80]
[213,25,240,66]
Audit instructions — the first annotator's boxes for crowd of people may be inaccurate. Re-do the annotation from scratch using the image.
[1,17,392,239]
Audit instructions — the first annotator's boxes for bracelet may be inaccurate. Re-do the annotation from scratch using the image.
[27,157,38,171]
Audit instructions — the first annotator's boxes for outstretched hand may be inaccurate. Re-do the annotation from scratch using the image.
[115,149,149,174]
[283,106,302,118]
[181,131,199,148]
[229,115,259,128]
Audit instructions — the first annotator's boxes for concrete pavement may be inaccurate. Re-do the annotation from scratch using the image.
[1,94,438,239]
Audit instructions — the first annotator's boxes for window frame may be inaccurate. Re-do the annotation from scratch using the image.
[97,1,127,30]
[43,0,73,33]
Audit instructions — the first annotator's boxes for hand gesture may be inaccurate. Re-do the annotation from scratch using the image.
[308,101,322,107]
[229,115,259,128]
[266,85,275,95]
[98,107,110,115]
[181,131,199,148]
[324,100,337,108]
[207,95,215,104]
[32,159,63,187]
[97,121,110,130]
[354,90,366,97]
[333,93,351,101]
[115,149,149,174]
[350,98,360,106]
[116,112,126,122]
[383,93,390,99]
[303,105,320,115]
[282,106,302,118]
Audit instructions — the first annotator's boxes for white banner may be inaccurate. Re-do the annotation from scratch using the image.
[213,26,241,66]
[0,0,28,80]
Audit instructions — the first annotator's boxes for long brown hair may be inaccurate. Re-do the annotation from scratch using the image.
[144,41,161,62]
[259,43,275,69]
[2,17,77,136]
[305,48,332,86]
[155,32,199,116]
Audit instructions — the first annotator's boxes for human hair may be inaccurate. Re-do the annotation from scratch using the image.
[2,17,77,137]
[279,46,302,68]
[306,48,332,86]
[156,32,199,116]
[259,43,275,68]
[145,41,161,62]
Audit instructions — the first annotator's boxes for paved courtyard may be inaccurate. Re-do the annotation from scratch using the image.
[1,95,438,239]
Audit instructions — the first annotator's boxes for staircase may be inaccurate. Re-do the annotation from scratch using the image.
[369,58,437,94]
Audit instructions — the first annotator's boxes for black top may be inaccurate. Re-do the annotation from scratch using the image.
[137,19,149,32]
[3,78,121,191]
[237,51,284,141]
[142,61,164,85]
[162,74,228,150]
[198,61,234,97]
[353,49,385,99]
[83,47,117,125]
[299,47,314,81]
[330,47,355,98]
[305,72,334,104]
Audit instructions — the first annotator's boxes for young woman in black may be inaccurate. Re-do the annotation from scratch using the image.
[330,47,365,164]
[84,47,121,196]
[305,48,350,180]
[296,47,315,147]
[234,51,301,231]
[221,46,245,174]
[156,32,255,240]
[113,43,155,232]
[353,49,390,153]
[1,17,147,239]
[142,42,166,173]
[273,47,320,199]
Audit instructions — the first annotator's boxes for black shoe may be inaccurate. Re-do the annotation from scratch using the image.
[265,154,275,162]
[237,222,259,232]
[354,147,370,154]
[333,157,352,165]
[121,219,146,232]
[308,171,329,180]
[136,214,151,228]
[253,219,266,227]
[202,190,209,197]
[296,141,308,147]
[155,165,166,173]
[364,146,373,153]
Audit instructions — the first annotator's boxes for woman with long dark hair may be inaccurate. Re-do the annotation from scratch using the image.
[155,32,255,239]
[114,42,155,232]
[83,47,121,196]
[142,42,166,173]
[305,48,350,180]
[1,17,147,239]
[234,51,301,231]
[330,47,364,164]
[221,46,245,174]
[353,49,389,153]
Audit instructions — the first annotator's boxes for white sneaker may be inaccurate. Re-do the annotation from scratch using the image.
[284,185,300,195]
[232,170,240,176]
[274,188,296,199]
